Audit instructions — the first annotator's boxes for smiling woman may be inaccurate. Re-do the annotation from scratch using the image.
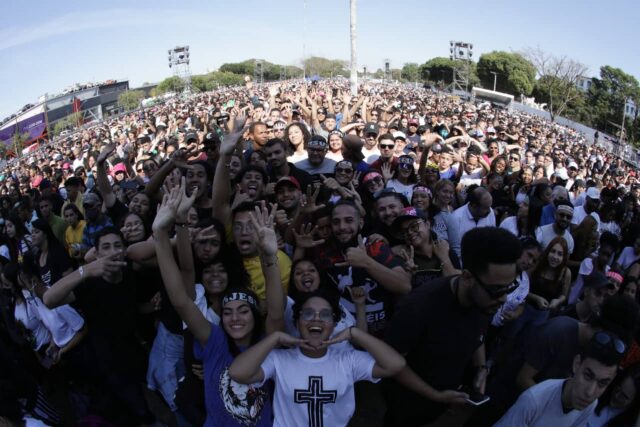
[229,287,405,427]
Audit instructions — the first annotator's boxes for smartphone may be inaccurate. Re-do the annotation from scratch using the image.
[459,386,490,406]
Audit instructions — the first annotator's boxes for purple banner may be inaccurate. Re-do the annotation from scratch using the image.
[0,113,46,145]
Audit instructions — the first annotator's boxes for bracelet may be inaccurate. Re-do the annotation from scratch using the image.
[260,255,278,268]
[348,326,354,340]
[78,266,84,281]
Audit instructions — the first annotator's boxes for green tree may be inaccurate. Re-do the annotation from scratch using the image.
[477,51,536,96]
[156,76,185,94]
[587,66,640,143]
[190,76,208,93]
[421,57,456,84]
[118,90,145,111]
[401,63,421,82]
[219,62,253,75]
[303,57,348,78]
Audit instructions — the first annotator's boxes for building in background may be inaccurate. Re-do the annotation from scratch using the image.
[0,79,129,151]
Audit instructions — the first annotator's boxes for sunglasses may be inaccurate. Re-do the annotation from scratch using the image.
[380,144,395,149]
[470,271,519,299]
[509,157,520,161]
[300,308,333,322]
[400,220,424,237]
[366,176,383,185]
[398,163,413,170]
[593,331,626,355]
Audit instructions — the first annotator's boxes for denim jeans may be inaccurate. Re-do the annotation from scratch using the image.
[146,322,185,411]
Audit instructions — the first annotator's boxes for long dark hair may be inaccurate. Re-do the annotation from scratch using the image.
[594,364,640,425]
[531,236,569,285]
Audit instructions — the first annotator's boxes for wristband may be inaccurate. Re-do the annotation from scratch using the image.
[261,255,278,268]
[78,266,84,281]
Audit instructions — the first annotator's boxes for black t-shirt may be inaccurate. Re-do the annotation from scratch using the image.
[38,246,73,288]
[385,276,489,390]
[525,316,581,383]
[72,269,142,374]
[106,198,130,228]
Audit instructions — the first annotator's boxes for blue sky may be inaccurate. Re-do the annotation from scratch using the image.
[1,0,639,118]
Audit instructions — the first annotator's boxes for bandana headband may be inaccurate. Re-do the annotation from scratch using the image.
[222,292,259,310]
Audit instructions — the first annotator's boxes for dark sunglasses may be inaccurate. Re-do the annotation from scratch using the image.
[470,271,519,299]
[593,331,626,355]
[380,144,395,149]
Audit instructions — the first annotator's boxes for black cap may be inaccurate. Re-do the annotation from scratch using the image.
[364,122,379,136]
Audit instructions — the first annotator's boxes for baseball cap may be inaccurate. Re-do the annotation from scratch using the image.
[308,135,328,149]
[586,187,601,200]
[391,206,427,233]
[185,131,198,142]
[364,122,379,136]
[486,127,496,134]
[82,193,102,207]
[274,176,301,191]
[393,131,407,141]
[555,168,569,180]
[584,271,610,291]
[110,163,127,176]
[568,161,578,169]
[408,119,419,126]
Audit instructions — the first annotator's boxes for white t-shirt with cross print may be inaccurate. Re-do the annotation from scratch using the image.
[258,346,378,427]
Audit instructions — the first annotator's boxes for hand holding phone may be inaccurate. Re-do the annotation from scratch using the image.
[459,386,490,406]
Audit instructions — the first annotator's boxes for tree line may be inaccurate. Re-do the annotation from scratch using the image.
[118,52,639,146]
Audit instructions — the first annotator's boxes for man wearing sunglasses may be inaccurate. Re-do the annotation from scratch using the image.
[384,227,522,426]
[535,201,575,254]
[496,331,625,426]
[369,133,398,172]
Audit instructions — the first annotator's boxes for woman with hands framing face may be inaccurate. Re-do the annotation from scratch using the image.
[229,288,405,427]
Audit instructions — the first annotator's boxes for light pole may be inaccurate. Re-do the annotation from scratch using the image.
[349,0,358,95]
[491,71,498,92]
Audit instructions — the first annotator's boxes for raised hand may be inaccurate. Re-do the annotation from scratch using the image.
[433,239,450,261]
[320,174,340,191]
[300,184,326,215]
[321,327,352,347]
[249,202,278,257]
[85,251,128,278]
[152,187,180,233]
[336,235,370,268]
[97,142,116,164]
[381,162,395,182]
[292,223,325,249]
[347,286,367,307]
[176,177,197,222]
[399,245,417,274]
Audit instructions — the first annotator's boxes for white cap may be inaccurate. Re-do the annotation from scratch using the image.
[393,131,406,141]
[586,187,601,199]
[568,161,578,169]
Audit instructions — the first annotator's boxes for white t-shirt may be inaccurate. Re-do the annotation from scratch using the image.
[259,346,378,427]
[385,180,415,202]
[14,291,50,351]
[535,224,575,255]
[192,283,221,326]
[492,272,530,327]
[287,152,308,163]
[362,147,380,164]
[32,296,84,347]
[617,246,640,271]
[568,258,610,305]
[495,379,596,427]
[500,216,519,237]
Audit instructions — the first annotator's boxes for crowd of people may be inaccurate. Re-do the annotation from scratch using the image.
[1,77,640,426]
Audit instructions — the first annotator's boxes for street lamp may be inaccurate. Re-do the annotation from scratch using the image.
[490,71,498,92]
